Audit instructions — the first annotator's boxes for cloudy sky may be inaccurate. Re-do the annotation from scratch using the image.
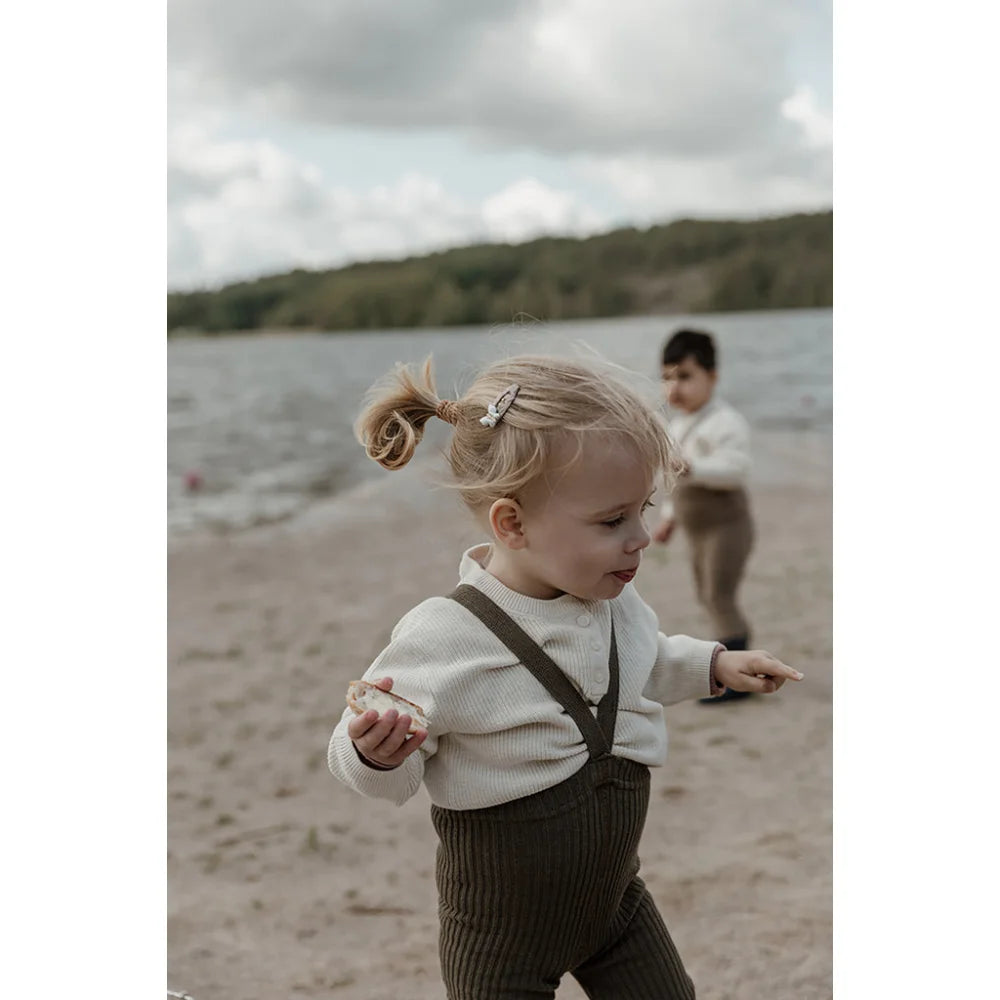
[168,0,831,291]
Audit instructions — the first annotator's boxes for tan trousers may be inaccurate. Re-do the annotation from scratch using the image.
[672,483,754,641]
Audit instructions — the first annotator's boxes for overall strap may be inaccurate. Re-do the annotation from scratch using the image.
[448,584,620,760]
[597,624,620,752]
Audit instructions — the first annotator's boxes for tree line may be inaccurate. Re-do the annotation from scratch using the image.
[167,210,832,335]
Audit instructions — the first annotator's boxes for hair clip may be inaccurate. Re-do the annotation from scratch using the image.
[479,383,520,428]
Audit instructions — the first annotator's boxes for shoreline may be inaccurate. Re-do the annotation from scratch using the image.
[167,304,834,342]
[169,426,831,550]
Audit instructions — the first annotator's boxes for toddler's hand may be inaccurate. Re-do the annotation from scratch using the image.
[652,518,675,545]
[714,650,803,694]
[348,677,428,769]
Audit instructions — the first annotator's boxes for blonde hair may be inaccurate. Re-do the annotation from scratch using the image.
[354,354,680,511]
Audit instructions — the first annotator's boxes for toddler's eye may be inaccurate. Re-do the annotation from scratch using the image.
[602,514,625,528]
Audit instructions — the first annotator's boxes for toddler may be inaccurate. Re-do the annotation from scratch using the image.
[653,329,755,703]
[328,353,800,998]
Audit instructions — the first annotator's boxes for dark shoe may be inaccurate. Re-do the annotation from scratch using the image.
[719,634,749,652]
[699,687,752,704]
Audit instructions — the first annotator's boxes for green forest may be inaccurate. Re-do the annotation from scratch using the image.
[167,210,832,336]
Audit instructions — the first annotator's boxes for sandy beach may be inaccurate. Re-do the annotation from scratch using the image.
[167,440,831,1000]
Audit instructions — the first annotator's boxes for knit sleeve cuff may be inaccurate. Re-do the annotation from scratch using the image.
[353,742,399,771]
[709,642,727,696]
[327,714,424,806]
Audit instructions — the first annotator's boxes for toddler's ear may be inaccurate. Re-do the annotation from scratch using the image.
[489,498,526,549]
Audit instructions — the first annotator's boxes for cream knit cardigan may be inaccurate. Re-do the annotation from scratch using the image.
[660,397,752,521]
[328,544,718,810]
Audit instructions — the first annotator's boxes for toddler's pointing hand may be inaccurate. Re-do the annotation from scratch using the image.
[714,650,803,695]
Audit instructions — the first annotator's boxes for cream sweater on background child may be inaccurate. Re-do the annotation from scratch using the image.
[328,544,721,810]
[660,398,752,521]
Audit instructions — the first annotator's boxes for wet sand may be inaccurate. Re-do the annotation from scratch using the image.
[168,445,831,1000]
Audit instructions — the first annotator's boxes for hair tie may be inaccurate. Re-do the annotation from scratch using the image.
[480,384,520,429]
[435,399,460,425]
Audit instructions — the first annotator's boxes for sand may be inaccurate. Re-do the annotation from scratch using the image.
[168,447,831,1000]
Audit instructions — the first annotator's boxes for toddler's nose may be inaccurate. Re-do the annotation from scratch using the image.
[627,524,651,553]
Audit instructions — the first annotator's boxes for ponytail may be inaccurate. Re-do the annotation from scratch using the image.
[354,357,452,470]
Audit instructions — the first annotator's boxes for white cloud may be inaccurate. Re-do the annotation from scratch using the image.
[781,84,833,149]
[482,178,608,243]
[168,128,608,288]
[169,126,335,286]
[575,84,832,224]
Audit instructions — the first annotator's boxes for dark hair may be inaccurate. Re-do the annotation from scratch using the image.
[661,329,716,371]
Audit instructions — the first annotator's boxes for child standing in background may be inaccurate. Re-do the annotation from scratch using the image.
[328,352,800,998]
[652,329,755,704]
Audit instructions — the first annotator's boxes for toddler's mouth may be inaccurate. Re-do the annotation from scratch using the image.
[612,569,636,583]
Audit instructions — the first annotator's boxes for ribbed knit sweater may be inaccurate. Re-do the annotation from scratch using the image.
[328,543,719,810]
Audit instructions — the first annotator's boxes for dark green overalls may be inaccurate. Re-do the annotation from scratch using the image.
[432,585,696,999]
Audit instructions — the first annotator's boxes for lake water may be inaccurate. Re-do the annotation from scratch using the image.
[168,309,831,537]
